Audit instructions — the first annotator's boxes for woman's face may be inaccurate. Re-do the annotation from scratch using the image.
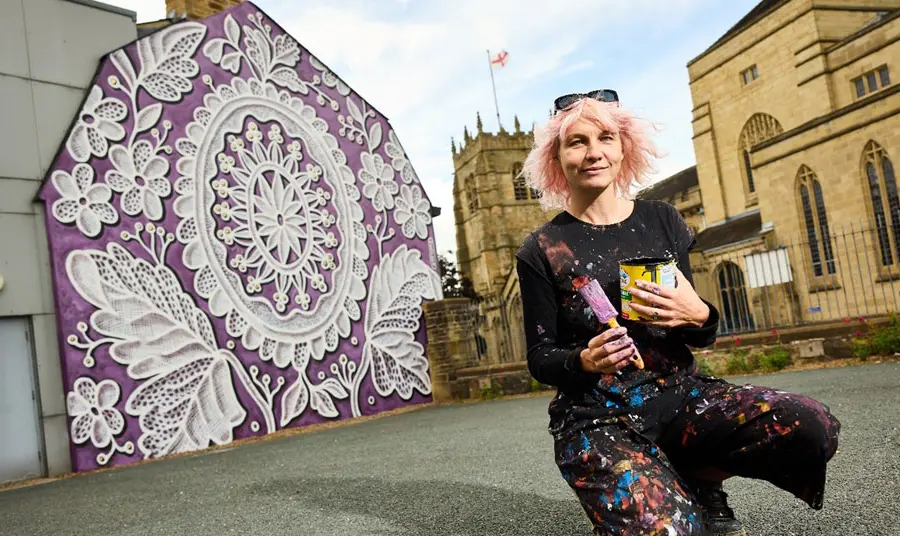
[558,118,623,194]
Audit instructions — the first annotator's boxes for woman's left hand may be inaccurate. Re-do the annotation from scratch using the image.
[628,268,710,328]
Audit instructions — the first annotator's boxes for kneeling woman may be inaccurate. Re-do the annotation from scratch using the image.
[515,91,841,536]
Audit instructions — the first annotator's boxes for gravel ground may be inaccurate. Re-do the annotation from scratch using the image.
[0,362,897,536]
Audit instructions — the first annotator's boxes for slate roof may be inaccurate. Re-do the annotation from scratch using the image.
[637,166,698,201]
[695,210,763,251]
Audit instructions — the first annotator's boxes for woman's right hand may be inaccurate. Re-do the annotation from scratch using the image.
[579,327,636,374]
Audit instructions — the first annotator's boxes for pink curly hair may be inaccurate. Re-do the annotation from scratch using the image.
[522,98,661,211]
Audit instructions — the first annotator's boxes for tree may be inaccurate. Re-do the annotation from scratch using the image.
[438,251,463,298]
[438,251,481,301]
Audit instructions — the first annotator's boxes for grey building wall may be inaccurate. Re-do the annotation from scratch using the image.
[0,0,136,481]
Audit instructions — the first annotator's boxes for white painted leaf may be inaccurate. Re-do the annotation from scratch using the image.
[310,385,339,418]
[202,38,226,63]
[346,97,364,126]
[135,103,162,134]
[224,14,241,44]
[271,34,300,68]
[221,52,242,74]
[110,50,137,90]
[65,244,246,459]
[280,378,309,427]
[368,122,383,152]
[364,245,441,399]
[320,378,349,399]
[271,67,308,94]
[136,22,207,102]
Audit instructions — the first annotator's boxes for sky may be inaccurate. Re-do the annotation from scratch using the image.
[104,0,762,257]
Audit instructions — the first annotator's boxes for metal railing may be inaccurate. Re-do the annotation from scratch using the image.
[690,222,900,335]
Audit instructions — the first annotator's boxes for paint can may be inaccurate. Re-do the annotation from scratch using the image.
[619,257,677,321]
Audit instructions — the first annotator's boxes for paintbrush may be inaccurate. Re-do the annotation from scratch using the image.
[573,276,645,370]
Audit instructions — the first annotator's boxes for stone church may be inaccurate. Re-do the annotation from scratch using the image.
[452,0,900,365]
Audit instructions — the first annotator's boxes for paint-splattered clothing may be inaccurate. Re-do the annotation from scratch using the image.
[515,200,841,535]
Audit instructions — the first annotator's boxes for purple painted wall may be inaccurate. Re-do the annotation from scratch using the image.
[38,2,441,472]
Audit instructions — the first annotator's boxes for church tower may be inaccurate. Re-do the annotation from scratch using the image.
[451,113,546,299]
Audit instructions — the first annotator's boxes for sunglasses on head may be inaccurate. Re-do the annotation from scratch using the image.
[553,89,620,114]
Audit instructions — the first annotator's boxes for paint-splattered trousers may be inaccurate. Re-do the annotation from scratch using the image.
[554,375,841,535]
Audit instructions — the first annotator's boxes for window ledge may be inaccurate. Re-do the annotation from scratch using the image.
[808,277,841,294]
[876,271,900,283]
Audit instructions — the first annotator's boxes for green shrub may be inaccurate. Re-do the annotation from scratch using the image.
[726,351,750,375]
[852,314,900,359]
[480,379,503,400]
[759,346,792,371]
[697,358,714,376]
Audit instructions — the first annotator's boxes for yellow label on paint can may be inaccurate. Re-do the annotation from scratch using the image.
[620,257,677,321]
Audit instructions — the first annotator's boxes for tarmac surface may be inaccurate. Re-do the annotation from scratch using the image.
[1,362,898,536]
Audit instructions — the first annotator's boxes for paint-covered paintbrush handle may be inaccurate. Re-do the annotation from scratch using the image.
[606,318,645,370]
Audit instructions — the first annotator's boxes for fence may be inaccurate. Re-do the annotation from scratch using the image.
[450,222,900,367]
[691,222,900,336]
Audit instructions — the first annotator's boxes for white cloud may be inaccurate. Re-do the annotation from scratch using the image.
[103,0,722,257]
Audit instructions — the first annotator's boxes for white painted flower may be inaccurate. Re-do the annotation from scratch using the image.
[67,377,125,449]
[287,141,302,159]
[246,176,307,264]
[394,184,432,240]
[51,164,117,238]
[384,129,419,184]
[174,76,368,370]
[105,141,171,220]
[268,125,284,143]
[359,152,397,212]
[66,85,127,163]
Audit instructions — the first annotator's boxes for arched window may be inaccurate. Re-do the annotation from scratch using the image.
[511,162,539,201]
[796,166,835,277]
[717,261,754,333]
[738,113,784,198]
[863,141,900,267]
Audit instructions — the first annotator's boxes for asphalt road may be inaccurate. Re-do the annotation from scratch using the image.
[1,362,898,536]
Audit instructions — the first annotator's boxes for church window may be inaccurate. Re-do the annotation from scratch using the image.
[512,162,539,201]
[796,166,835,277]
[864,141,900,267]
[853,65,891,100]
[741,64,759,85]
[738,113,783,199]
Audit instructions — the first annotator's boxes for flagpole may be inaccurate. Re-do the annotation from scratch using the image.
[486,49,502,130]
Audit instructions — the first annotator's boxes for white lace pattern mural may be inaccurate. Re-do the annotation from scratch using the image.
[39,2,441,471]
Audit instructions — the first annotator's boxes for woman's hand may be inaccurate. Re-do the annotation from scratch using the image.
[628,268,710,328]
[579,327,636,374]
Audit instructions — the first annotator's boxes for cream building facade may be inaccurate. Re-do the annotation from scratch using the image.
[689,0,900,333]
[452,0,900,366]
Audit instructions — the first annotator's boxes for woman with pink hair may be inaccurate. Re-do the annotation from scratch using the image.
[515,91,840,535]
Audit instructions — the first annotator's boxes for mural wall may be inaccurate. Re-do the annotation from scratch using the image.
[38,2,441,472]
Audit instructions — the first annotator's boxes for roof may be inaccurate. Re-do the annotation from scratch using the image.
[688,0,787,66]
[637,166,698,201]
[695,210,762,251]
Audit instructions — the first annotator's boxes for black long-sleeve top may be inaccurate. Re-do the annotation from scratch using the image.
[515,200,719,435]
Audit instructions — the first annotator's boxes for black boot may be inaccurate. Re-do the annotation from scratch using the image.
[693,483,747,536]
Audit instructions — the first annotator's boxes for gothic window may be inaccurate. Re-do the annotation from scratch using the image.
[466,174,478,213]
[796,166,835,277]
[863,141,900,267]
[511,162,539,201]
[738,113,783,197]
[717,261,754,333]
[512,162,528,200]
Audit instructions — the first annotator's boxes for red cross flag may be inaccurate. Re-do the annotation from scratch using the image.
[490,49,509,68]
